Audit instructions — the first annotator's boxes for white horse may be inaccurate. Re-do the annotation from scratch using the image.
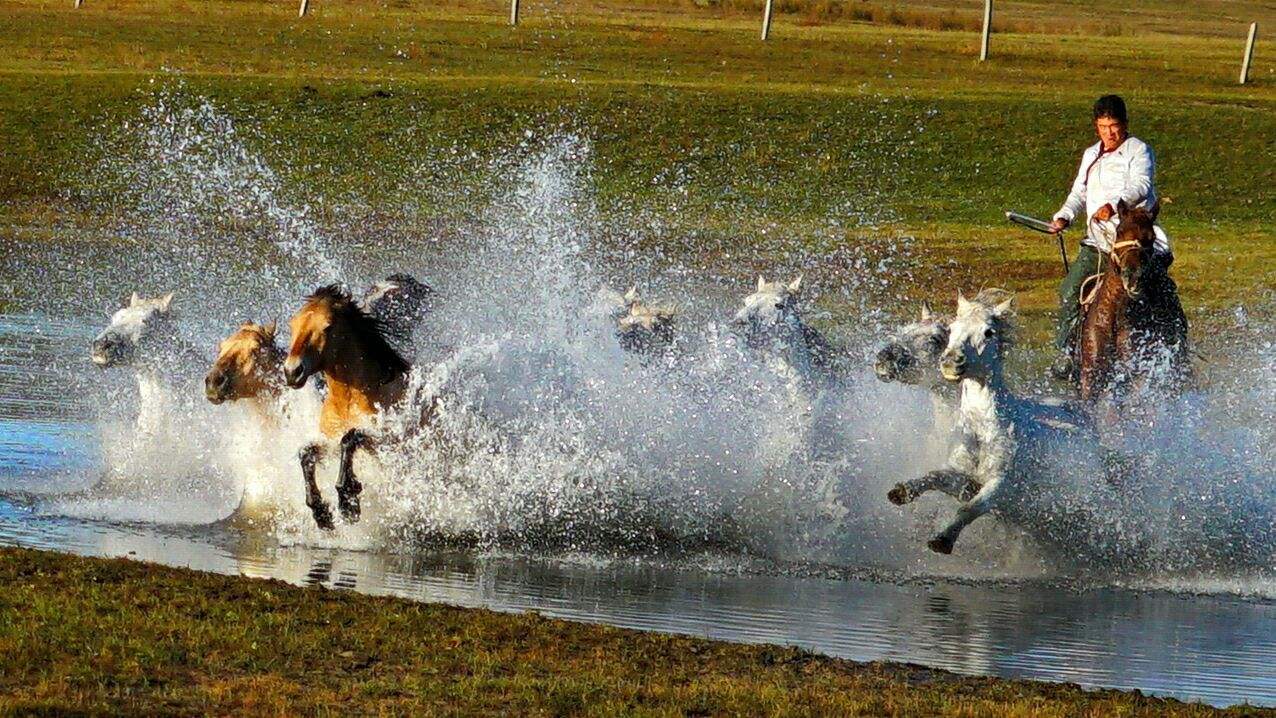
[598,285,677,354]
[732,275,836,385]
[874,301,956,445]
[886,291,1090,554]
[874,290,1016,448]
[91,292,201,435]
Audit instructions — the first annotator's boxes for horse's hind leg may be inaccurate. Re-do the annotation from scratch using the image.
[888,469,981,506]
[929,483,997,554]
[336,429,372,522]
[299,443,334,530]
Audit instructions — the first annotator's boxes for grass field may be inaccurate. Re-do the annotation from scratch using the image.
[2,546,1268,716]
[0,0,1273,327]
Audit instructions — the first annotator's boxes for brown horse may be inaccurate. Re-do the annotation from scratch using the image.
[1078,200,1190,416]
[283,284,412,530]
[205,321,285,420]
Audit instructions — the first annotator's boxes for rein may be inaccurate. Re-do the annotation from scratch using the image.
[1079,238,1144,308]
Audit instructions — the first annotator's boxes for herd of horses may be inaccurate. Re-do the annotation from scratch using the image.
[88,203,1190,553]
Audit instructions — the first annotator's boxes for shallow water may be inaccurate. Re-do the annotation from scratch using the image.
[1,495,1274,708]
[1,92,1274,708]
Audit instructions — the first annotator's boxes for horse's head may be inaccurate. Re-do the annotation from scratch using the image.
[91,292,176,368]
[205,321,282,404]
[875,302,949,386]
[284,284,408,389]
[360,273,434,336]
[616,299,676,354]
[1111,199,1158,299]
[939,290,1015,384]
[732,275,805,348]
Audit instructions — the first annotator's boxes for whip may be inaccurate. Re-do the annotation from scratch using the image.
[1006,211,1069,274]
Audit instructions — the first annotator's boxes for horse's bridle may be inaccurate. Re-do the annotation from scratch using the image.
[1079,238,1147,307]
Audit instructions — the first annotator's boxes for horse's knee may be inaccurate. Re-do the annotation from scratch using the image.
[299,443,323,465]
[340,429,369,452]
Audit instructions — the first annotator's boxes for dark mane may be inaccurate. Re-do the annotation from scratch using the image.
[306,283,410,374]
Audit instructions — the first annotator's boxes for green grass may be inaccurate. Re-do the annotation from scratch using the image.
[1,546,1268,716]
[0,0,1272,327]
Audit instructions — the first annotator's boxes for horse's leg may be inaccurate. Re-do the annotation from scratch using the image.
[299,443,334,530]
[336,429,374,522]
[928,479,999,554]
[888,469,981,506]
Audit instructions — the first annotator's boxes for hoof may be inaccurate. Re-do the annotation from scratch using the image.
[887,484,915,506]
[927,535,955,554]
[309,501,335,531]
[338,493,361,523]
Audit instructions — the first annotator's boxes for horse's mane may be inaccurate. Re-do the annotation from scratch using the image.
[306,284,410,374]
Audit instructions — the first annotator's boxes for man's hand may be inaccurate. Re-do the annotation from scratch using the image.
[1092,203,1114,222]
[1048,218,1069,234]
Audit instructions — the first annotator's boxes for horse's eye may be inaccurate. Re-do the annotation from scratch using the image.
[774,302,784,310]
[984,328,995,338]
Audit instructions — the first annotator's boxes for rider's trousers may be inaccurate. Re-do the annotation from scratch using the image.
[1056,245,1101,352]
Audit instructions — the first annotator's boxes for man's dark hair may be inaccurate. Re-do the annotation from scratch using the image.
[1093,94,1128,124]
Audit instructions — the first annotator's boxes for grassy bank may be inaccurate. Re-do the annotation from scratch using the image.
[0,0,1272,327]
[0,546,1266,716]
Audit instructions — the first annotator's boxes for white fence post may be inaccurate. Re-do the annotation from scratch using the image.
[761,0,773,41]
[510,0,520,26]
[1240,22,1258,84]
[298,0,309,17]
[979,0,992,61]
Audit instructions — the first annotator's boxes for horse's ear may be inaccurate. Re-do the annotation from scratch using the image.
[788,275,803,294]
[129,291,140,307]
[1149,200,1161,223]
[158,292,174,312]
[920,301,933,321]
[757,275,766,292]
[993,297,1015,318]
[956,291,972,315]
[262,319,277,339]
[624,285,638,304]
[1116,199,1129,218]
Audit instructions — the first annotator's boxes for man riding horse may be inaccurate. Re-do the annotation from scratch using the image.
[1046,94,1185,382]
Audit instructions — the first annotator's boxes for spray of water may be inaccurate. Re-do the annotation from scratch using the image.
[17,91,1276,596]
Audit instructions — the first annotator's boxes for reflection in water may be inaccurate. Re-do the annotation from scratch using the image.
[0,496,1271,708]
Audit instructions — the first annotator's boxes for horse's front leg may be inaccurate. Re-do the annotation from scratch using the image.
[299,443,334,530]
[888,469,981,506]
[336,429,375,522]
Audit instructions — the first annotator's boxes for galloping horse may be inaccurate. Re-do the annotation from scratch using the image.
[1078,201,1190,415]
[283,284,413,530]
[205,321,285,420]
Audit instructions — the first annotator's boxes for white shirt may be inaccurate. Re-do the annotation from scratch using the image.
[1053,136,1170,254]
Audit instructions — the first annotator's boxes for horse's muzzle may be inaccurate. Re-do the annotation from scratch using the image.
[940,354,966,382]
[205,371,230,404]
[282,355,311,389]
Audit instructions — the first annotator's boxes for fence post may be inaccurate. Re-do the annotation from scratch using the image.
[761,0,773,41]
[510,0,519,25]
[298,0,309,17]
[979,0,993,61]
[1240,22,1258,84]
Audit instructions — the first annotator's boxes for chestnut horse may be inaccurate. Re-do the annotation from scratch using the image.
[1078,201,1190,417]
[205,321,285,421]
[283,285,412,530]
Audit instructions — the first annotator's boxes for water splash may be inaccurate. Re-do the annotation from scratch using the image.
[7,90,1275,598]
